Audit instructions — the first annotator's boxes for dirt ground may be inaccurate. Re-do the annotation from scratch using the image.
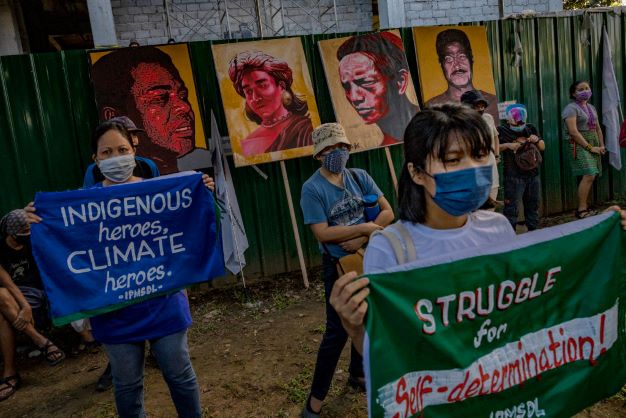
[2,205,626,418]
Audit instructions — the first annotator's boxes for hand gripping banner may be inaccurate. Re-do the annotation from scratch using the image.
[31,172,223,326]
[364,212,626,418]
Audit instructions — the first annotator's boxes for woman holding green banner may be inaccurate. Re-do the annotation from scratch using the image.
[330,103,626,359]
[27,120,215,418]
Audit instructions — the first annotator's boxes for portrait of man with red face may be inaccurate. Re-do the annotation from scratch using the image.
[319,31,419,151]
[212,38,321,167]
[414,26,499,122]
[89,45,210,174]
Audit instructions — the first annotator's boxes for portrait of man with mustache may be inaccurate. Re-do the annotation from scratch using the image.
[425,28,498,120]
[90,45,211,174]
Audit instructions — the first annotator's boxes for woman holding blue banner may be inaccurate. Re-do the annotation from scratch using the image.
[329,104,626,355]
[28,120,215,418]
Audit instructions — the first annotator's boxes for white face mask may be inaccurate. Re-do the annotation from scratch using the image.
[98,154,136,183]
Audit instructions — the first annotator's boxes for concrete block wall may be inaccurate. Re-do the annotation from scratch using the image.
[404,0,563,27]
[111,0,372,46]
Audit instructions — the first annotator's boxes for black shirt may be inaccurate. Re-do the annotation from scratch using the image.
[497,123,541,177]
[0,239,44,290]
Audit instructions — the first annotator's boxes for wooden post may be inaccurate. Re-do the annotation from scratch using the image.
[280,161,309,288]
[385,147,398,194]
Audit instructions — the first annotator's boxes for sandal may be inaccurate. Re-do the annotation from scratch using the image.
[347,375,366,392]
[0,374,21,402]
[40,340,65,366]
[575,209,597,219]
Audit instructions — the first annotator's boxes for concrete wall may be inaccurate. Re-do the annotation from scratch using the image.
[404,0,563,27]
[111,0,372,46]
[0,0,22,56]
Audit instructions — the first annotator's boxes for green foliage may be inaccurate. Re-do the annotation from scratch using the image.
[564,0,619,9]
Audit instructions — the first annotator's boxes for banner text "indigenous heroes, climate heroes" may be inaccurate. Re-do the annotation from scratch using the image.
[60,190,192,299]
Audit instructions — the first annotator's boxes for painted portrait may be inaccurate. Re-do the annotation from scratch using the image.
[318,30,419,151]
[414,26,499,121]
[89,44,210,174]
[212,38,321,167]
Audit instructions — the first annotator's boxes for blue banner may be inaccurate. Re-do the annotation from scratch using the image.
[31,172,224,325]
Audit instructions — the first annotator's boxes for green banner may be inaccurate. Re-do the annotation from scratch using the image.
[365,212,626,418]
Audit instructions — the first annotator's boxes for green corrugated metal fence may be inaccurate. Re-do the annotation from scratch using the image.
[1,11,626,277]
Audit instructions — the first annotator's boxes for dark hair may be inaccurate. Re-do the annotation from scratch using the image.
[336,32,409,83]
[398,103,492,223]
[228,50,308,124]
[569,80,589,100]
[91,46,184,120]
[91,121,134,153]
[435,29,474,68]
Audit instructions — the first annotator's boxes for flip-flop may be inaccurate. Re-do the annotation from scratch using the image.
[575,209,597,219]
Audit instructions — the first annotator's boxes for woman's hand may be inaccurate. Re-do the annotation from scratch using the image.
[201,174,215,192]
[13,306,34,331]
[528,135,540,143]
[599,146,606,155]
[330,271,370,340]
[589,147,605,155]
[340,236,367,253]
[23,202,41,223]
[606,206,626,230]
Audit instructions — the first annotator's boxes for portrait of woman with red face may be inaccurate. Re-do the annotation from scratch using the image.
[228,51,313,157]
[213,38,320,167]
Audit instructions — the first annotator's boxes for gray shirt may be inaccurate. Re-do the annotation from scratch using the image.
[561,102,598,134]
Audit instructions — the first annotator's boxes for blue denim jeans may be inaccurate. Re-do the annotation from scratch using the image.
[104,330,201,418]
[503,174,541,231]
[309,253,364,401]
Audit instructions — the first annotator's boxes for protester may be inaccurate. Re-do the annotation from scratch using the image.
[330,103,626,361]
[0,209,66,402]
[27,120,215,417]
[83,116,159,188]
[83,115,161,393]
[562,80,606,218]
[498,104,545,231]
[299,123,394,417]
[460,90,500,205]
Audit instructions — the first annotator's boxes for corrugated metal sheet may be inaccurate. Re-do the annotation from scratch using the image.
[1,12,626,277]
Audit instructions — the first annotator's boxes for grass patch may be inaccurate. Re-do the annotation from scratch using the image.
[283,366,312,404]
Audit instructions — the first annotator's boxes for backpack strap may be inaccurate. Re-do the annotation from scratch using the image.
[347,168,365,196]
[372,222,417,265]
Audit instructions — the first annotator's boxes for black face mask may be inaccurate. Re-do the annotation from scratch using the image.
[14,234,30,247]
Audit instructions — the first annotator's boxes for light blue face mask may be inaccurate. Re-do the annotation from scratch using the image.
[510,124,526,132]
[429,165,493,216]
[97,154,136,183]
[322,148,350,174]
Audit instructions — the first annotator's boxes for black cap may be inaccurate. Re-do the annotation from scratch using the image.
[460,90,489,107]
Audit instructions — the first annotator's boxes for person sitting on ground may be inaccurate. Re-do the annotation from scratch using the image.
[498,104,545,232]
[0,209,66,402]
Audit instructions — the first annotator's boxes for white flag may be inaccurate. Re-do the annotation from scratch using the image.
[211,112,249,274]
[602,27,622,170]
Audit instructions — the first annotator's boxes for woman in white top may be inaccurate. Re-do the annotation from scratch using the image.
[330,103,626,355]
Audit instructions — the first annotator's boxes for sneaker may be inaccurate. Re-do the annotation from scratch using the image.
[96,363,113,392]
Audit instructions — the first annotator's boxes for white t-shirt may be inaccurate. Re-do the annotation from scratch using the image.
[363,210,515,274]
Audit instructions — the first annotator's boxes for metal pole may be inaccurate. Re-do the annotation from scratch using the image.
[255,0,264,38]
[163,0,172,40]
